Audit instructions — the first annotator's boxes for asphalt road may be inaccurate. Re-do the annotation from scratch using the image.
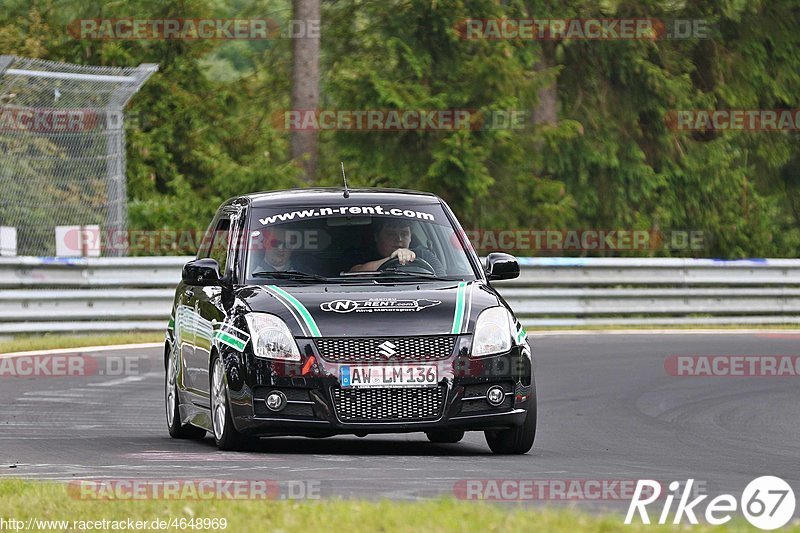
[1,333,799,515]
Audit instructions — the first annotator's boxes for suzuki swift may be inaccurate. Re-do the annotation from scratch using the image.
[165,188,536,454]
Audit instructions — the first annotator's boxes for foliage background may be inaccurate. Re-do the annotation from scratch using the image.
[1,0,798,258]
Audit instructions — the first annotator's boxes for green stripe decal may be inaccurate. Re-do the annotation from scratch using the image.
[168,316,174,330]
[451,281,468,334]
[214,331,247,351]
[268,285,322,337]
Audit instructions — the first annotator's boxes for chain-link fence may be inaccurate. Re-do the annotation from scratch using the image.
[0,56,157,256]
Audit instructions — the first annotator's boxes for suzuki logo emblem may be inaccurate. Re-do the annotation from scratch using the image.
[378,341,397,358]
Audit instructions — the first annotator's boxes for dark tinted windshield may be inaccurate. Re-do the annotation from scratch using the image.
[245,203,477,281]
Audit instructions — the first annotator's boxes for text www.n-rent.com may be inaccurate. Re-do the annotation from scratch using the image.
[259,206,435,226]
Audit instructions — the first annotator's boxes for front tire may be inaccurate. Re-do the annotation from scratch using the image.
[484,395,537,455]
[210,355,252,451]
[166,347,206,440]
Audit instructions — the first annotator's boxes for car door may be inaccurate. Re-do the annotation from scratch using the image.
[176,289,198,394]
[179,214,226,405]
[192,208,243,404]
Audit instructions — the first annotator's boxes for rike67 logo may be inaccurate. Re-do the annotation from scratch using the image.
[626,476,796,530]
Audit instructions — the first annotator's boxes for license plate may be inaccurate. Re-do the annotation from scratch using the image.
[340,364,438,388]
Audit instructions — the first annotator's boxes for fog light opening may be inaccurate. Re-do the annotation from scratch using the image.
[266,391,287,412]
[486,386,505,407]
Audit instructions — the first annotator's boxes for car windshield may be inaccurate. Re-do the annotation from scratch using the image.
[244,202,478,282]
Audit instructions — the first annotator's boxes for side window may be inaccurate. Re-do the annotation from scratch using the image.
[196,217,217,259]
[206,218,231,274]
[412,222,431,249]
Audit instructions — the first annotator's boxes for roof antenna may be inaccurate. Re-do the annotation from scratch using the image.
[341,161,350,198]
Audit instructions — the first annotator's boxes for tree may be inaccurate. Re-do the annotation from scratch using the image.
[290,0,321,182]
[1,0,798,258]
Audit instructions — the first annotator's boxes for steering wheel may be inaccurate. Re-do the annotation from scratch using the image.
[379,255,436,275]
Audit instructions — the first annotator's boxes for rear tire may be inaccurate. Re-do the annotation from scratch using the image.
[210,355,253,451]
[426,430,465,444]
[166,348,206,440]
[484,395,537,455]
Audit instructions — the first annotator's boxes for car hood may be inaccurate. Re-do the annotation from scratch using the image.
[237,281,500,337]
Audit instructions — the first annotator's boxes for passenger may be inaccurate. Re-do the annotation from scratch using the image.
[252,227,296,273]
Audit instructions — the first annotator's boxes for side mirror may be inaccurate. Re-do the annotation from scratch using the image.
[182,258,222,286]
[485,252,520,281]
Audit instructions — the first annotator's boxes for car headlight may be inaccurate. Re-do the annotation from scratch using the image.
[471,306,513,357]
[245,313,301,362]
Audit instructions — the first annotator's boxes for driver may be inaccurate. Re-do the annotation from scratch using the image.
[349,218,445,275]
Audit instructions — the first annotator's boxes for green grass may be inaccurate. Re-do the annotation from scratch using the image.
[0,480,790,532]
[0,332,164,354]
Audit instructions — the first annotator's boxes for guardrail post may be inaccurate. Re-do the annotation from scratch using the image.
[0,227,16,256]
[0,56,13,76]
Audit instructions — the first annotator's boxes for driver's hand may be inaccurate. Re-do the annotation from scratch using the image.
[390,248,416,265]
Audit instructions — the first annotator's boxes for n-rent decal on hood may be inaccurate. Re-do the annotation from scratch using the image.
[242,281,495,337]
[320,298,441,313]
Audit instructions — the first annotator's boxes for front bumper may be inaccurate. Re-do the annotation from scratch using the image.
[224,337,534,436]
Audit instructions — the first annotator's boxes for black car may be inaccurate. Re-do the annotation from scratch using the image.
[165,188,536,454]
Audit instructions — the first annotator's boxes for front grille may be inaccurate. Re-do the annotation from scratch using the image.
[331,386,445,422]
[315,336,457,363]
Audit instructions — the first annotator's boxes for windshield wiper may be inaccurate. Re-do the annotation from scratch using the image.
[381,268,464,281]
[339,269,462,281]
[251,270,328,282]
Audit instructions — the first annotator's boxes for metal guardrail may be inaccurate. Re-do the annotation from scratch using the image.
[0,256,799,334]
[0,256,183,287]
